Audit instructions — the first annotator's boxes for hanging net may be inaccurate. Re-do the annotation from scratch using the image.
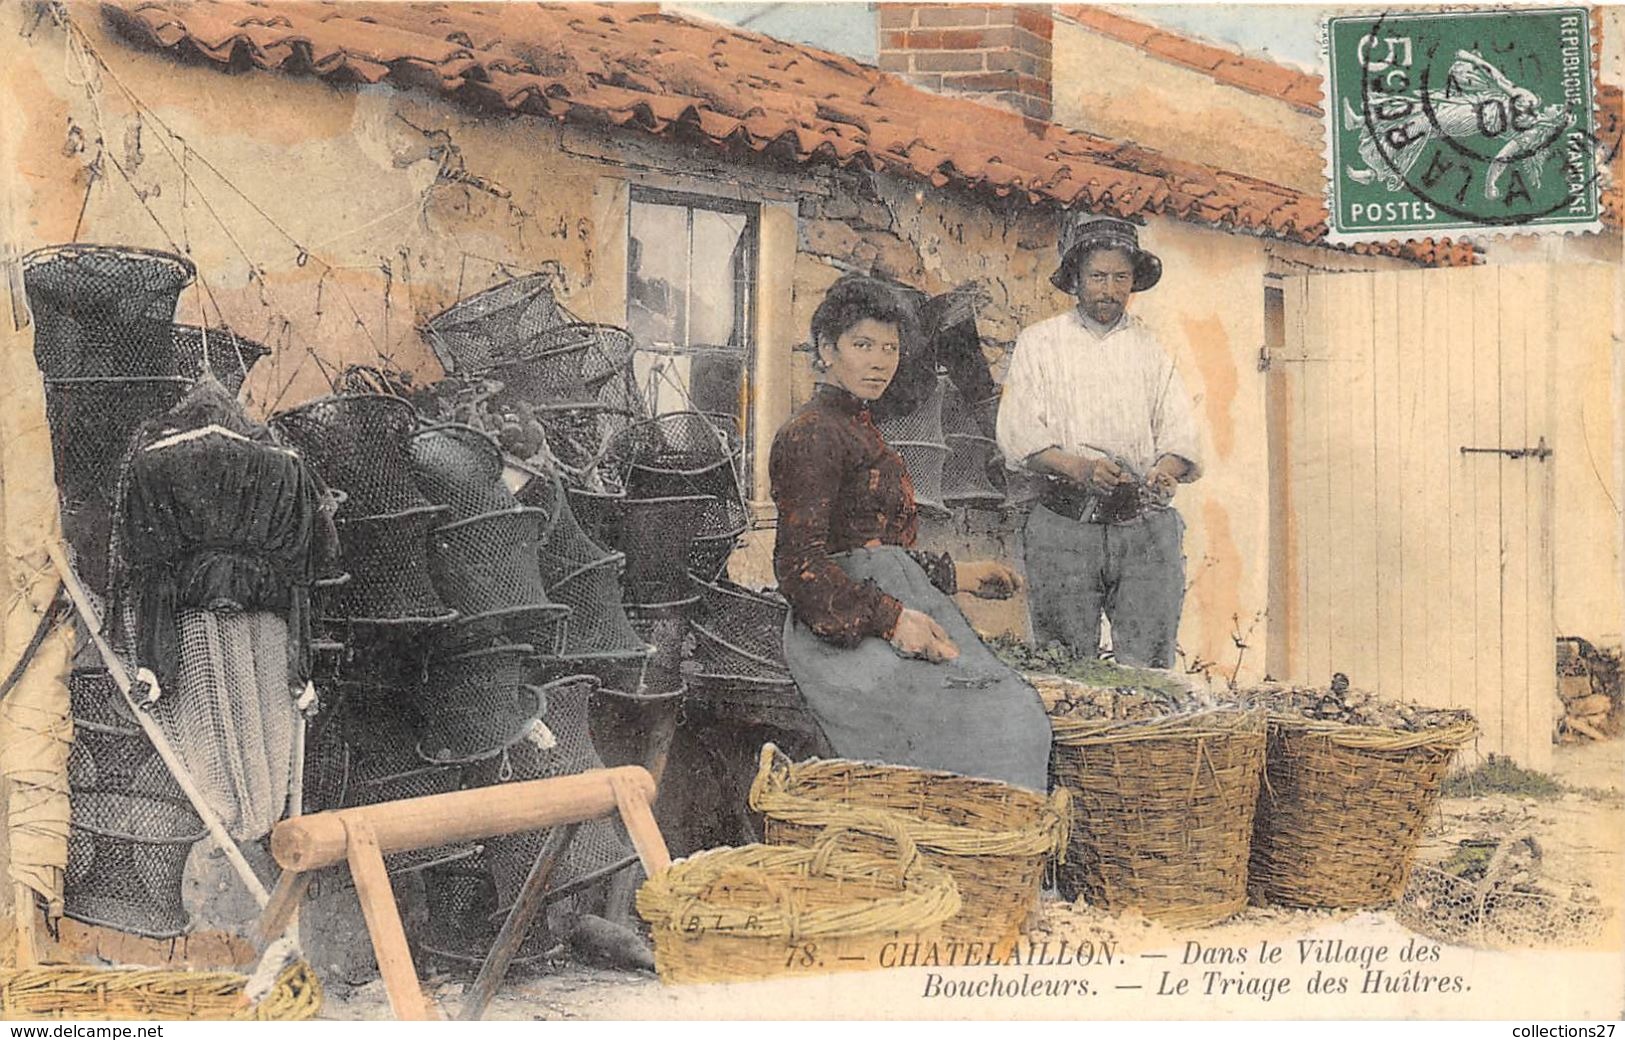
[470,674,639,934]
[329,508,457,625]
[610,411,743,501]
[486,324,635,409]
[22,245,194,378]
[408,424,518,520]
[269,394,430,516]
[940,377,1005,508]
[171,325,271,396]
[876,372,949,519]
[64,791,206,940]
[419,273,567,374]
[137,610,298,842]
[67,670,153,795]
[689,579,794,689]
[923,285,998,410]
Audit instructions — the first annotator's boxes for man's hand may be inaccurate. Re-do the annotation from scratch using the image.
[1144,455,1191,505]
[1030,448,1133,490]
[890,607,960,663]
[955,560,1023,600]
[1086,456,1135,490]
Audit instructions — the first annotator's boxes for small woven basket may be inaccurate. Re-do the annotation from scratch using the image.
[1049,700,1266,928]
[748,744,1066,954]
[419,273,565,374]
[636,813,961,985]
[1250,714,1477,909]
[0,962,321,1021]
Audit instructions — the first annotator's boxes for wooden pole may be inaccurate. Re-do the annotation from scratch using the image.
[271,766,658,873]
[45,540,271,907]
[343,818,432,1021]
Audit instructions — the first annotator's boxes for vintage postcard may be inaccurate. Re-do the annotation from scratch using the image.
[0,0,1620,1026]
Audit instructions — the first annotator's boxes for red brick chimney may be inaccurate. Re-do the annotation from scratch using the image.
[877,4,1053,121]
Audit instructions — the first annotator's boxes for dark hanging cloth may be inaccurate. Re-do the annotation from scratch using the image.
[115,380,330,692]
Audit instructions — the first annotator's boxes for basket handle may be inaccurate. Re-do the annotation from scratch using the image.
[807,810,921,888]
[1044,786,1072,866]
[747,742,795,808]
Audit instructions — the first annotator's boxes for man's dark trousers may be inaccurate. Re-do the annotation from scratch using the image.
[1022,503,1185,669]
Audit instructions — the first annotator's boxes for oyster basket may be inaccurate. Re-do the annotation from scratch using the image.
[171,324,270,395]
[637,813,961,984]
[690,578,793,689]
[876,374,949,520]
[1251,713,1477,909]
[1049,699,1266,928]
[22,244,193,378]
[329,507,457,625]
[409,423,519,520]
[419,273,566,374]
[749,744,1067,954]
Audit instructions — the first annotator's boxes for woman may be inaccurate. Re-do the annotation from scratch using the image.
[769,276,1052,791]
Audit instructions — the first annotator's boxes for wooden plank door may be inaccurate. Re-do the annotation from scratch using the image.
[1269,264,1572,769]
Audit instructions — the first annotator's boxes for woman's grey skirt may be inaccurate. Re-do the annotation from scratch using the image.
[782,546,1051,791]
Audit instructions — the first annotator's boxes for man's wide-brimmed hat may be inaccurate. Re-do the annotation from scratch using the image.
[1050,213,1162,294]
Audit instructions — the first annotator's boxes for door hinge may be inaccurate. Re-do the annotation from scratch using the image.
[1460,436,1551,461]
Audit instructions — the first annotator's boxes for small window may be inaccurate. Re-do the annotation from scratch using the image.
[627,188,757,487]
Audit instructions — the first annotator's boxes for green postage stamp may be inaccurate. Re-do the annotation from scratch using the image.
[1324,7,1604,243]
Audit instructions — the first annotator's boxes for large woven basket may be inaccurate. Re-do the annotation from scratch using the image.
[1250,714,1477,909]
[636,814,961,985]
[0,962,321,1021]
[1049,698,1266,928]
[748,744,1067,953]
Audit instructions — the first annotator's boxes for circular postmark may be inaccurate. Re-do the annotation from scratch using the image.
[1349,10,1616,230]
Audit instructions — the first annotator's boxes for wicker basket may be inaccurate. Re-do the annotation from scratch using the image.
[1049,703,1266,928]
[748,744,1066,953]
[636,813,961,985]
[1250,714,1477,909]
[0,962,321,1021]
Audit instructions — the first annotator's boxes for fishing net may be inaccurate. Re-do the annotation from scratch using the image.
[472,675,639,932]
[561,487,620,549]
[269,395,429,517]
[427,507,561,621]
[584,612,685,701]
[329,508,457,625]
[138,610,298,842]
[689,493,748,584]
[64,792,206,940]
[415,645,543,764]
[22,245,194,378]
[46,377,194,594]
[940,377,1005,508]
[487,324,635,409]
[689,579,794,689]
[419,273,566,374]
[876,372,948,519]
[408,424,518,520]
[68,670,152,794]
[1398,837,1612,950]
[923,286,998,410]
[171,325,271,395]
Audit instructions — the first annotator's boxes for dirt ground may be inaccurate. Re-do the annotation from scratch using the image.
[320,739,1625,1020]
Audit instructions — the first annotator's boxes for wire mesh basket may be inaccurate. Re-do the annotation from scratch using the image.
[530,403,637,474]
[486,324,635,409]
[270,394,430,516]
[45,376,193,507]
[22,245,194,378]
[420,273,566,374]
[419,683,545,766]
[940,378,1004,508]
[428,507,555,616]
[171,325,271,395]
[610,496,710,610]
[690,578,793,690]
[583,612,684,701]
[529,475,648,659]
[409,424,519,520]
[876,374,949,520]
[342,729,473,874]
[561,486,622,549]
[64,791,206,939]
[329,507,457,625]
[610,411,743,501]
[689,493,749,583]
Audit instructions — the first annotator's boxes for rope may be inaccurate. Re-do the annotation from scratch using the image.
[0,585,66,708]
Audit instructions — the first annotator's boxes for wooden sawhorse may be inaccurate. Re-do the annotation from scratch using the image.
[256,766,669,1020]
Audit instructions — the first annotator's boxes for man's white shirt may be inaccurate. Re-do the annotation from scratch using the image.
[995,308,1203,480]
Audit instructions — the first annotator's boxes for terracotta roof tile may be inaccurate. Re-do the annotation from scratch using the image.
[97,0,1498,263]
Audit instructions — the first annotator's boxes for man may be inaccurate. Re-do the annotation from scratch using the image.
[995,213,1202,669]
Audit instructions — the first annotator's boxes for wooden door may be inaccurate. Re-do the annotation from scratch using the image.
[1265,264,1612,770]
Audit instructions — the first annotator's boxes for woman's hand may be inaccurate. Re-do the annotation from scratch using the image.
[954,560,1023,600]
[890,608,960,663]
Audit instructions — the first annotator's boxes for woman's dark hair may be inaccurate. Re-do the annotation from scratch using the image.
[809,274,911,348]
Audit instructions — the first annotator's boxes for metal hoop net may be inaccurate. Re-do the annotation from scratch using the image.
[689,493,749,584]
[940,377,1005,508]
[415,645,543,764]
[604,495,709,610]
[428,508,554,616]
[690,579,794,688]
[609,412,743,496]
[68,670,153,794]
[65,792,206,940]
[527,476,647,659]
[408,424,518,520]
[420,273,566,374]
[22,245,194,378]
[269,395,429,516]
[330,508,457,625]
[876,373,948,518]
[171,325,271,395]
[486,324,635,409]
